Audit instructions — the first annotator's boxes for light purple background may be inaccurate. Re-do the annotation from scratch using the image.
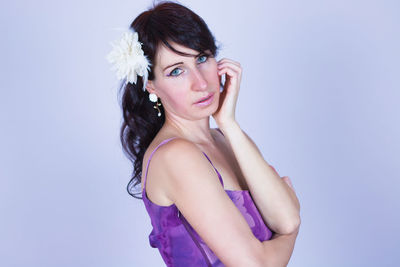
[1,0,399,266]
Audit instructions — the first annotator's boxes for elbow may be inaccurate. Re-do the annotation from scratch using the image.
[278,215,301,235]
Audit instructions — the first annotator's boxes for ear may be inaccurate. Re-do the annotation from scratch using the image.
[145,80,156,94]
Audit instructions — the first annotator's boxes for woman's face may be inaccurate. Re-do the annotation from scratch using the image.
[146,42,220,120]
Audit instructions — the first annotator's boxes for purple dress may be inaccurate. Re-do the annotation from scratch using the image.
[142,136,274,266]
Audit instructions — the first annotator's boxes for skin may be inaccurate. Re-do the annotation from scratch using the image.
[145,42,222,145]
[142,41,300,266]
[144,41,296,200]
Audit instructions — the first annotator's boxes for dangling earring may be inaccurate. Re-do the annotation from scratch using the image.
[149,93,162,117]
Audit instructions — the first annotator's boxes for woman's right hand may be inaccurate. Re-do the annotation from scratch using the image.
[271,164,295,193]
[282,176,295,192]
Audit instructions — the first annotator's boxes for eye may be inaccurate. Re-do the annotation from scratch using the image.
[169,68,183,77]
[167,54,210,77]
[197,54,208,63]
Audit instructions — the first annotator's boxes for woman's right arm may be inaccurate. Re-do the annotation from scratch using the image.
[152,138,299,267]
[259,227,300,267]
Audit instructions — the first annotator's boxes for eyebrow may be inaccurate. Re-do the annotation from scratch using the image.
[163,62,183,72]
[162,52,204,72]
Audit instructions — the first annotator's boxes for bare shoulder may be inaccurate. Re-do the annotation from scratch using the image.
[143,137,204,203]
[152,137,200,163]
[150,137,210,200]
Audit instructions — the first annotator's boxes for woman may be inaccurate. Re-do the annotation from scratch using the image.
[107,1,301,266]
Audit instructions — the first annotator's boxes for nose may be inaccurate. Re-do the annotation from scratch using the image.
[191,68,208,90]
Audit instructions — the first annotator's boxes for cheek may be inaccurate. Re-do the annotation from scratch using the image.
[165,90,190,110]
[212,67,221,86]
[203,64,219,82]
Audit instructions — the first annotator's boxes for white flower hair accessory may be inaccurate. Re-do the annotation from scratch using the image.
[106,30,152,91]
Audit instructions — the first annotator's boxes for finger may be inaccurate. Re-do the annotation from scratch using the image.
[269,164,278,173]
[218,61,241,69]
[218,65,242,77]
[282,176,295,191]
[218,65,239,76]
[285,177,293,187]
[218,65,241,80]
[282,176,292,185]
[217,61,242,71]
[218,67,241,87]
[217,58,241,68]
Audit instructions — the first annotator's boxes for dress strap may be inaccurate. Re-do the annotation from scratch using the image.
[201,152,224,187]
[143,137,178,193]
[215,127,224,136]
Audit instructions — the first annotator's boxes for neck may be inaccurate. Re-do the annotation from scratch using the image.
[163,116,216,146]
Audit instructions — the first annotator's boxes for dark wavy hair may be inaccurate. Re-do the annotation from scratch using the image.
[118,0,222,199]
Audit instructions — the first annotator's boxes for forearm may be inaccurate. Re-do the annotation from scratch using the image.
[260,228,299,267]
[220,121,300,234]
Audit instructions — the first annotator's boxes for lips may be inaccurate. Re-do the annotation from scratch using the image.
[195,93,214,104]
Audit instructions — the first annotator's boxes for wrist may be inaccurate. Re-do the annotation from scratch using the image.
[219,120,240,134]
